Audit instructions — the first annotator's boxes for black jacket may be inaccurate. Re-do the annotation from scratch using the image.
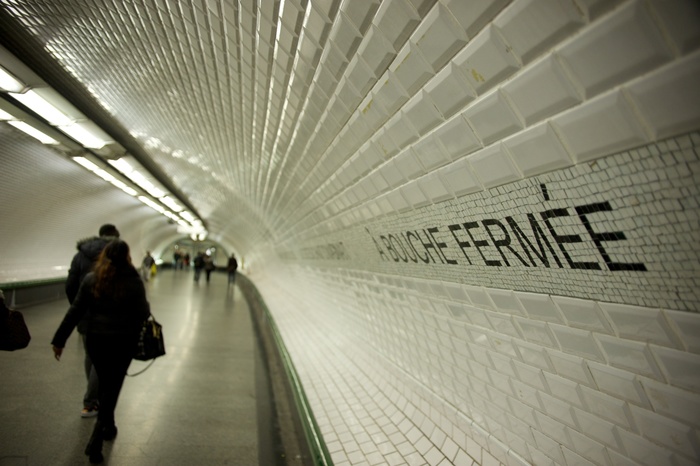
[52,269,150,348]
[65,235,118,304]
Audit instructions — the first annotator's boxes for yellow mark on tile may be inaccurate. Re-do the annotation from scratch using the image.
[362,100,373,114]
[471,69,485,82]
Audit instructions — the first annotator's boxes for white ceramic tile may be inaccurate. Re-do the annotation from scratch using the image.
[373,71,410,117]
[566,428,610,466]
[452,25,521,94]
[625,51,700,140]
[433,113,481,160]
[400,182,429,209]
[464,285,495,309]
[462,89,523,145]
[371,170,391,193]
[394,148,425,180]
[630,405,698,459]
[436,158,482,198]
[502,55,582,125]
[586,361,651,408]
[411,3,467,71]
[373,0,421,51]
[403,91,444,137]
[663,308,700,354]
[493,0,585,64]
[551,295,614,334]
[468,143,522,189]
[513,340,552,370]
[442,0,510,38]
[557,0,673,98]
[595,334,664,380]
[579,385,635,429]
[562,448,596,466]
[359,25,397,78]
[615,427,676,466]
[514,292,564,324]
[330,12,362,61]
[390,42,434,95]
[647,0,700,55]
[599,302,682,349]
[549,324,606,362]
[510,378,543,410]
[552,89,650,163]
[539,392,578,428]
[379,159,406,187]
[514,318,558,348]
[543,371,585,408]
[412,133,449,171]
[346,56,377,97]
[386,187,411,212]
[486,311,521,339]
[512,360,547,391]
[424,63,476,119]
[417,172,452,203]
[650,345,700,392]
[531,428,566,464]
[572,408,621,450]
[639,378,700,427]
[546,351,595,387]
[386,111,420,150]
[504,122,573,177]
[487,288,526,316]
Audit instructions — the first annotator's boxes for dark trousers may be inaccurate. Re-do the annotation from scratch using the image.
[85,333,137,427]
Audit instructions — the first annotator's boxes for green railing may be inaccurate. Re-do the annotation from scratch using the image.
[237,273,333,466]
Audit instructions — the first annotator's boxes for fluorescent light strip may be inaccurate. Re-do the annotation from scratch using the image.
[160,195,183,212]
[0,66,24,92]
[73,156,100,171]
[10,90,73,126]
[0,109,15,120]
[138,196,165,214]
[7,120,59,144]
[59,122,108,149]
[180,211,196,222]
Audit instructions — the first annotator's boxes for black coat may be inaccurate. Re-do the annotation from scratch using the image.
[52,269,150,348]
[65,236,117,304]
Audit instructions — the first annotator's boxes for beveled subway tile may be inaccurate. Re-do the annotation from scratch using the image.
[493,0,584,65]
[586,361,651,408]
[557,0,673,98]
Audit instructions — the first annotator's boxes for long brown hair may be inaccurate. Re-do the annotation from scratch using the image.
[92,239,135,298]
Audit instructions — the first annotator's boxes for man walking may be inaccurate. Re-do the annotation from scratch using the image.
[65,223,120,417]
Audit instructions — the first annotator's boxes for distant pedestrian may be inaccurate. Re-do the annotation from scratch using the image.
[193,252,204,282]
[204,254,215,283]
[141,251,155,282]
[227,254,238,286]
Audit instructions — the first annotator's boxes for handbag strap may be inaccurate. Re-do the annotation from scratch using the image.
[127,358,156,377]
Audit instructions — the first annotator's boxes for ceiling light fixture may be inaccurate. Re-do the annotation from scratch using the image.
[9,89,73,126]
[7,120,59,144]
[0,66,25,92]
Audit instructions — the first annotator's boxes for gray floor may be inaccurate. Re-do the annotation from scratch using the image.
[0,270,262,465]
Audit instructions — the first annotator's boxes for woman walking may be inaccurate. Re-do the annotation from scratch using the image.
[52,239,150,463]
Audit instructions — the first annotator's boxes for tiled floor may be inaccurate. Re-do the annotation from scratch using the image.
[0,270,264,465]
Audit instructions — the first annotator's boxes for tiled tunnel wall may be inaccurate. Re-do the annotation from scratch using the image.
[244,1,700,465]
[0,1,699,466]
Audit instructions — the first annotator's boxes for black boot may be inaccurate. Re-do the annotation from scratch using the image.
[85,420,104,464]
[102,424,118,441]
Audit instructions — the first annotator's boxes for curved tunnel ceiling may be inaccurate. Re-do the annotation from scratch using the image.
[0,0,369,258]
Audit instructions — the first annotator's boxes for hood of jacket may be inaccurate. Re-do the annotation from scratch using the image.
[76,235,117,261]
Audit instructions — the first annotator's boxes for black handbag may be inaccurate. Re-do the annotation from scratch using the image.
[0,304,31,351]
[133,316,165,361]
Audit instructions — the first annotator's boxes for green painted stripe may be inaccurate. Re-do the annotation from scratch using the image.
[238,274,333,466]
[0,277,65,289]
